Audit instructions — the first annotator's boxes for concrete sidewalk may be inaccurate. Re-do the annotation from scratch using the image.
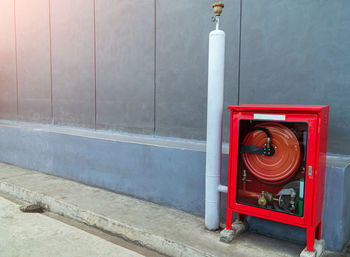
[0,196,143,257]
[0,162,340,257]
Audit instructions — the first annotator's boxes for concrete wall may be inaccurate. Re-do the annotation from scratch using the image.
[0,0,239,141]
[0,122,349,251]
[1,1,348,154]
[239,0,350,155]
[0,0,350,252]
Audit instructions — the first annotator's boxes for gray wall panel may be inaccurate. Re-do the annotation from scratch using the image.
[155,0,239,141]
[0,0,17,120]
[50,0,95,128]
[239,0,350,154]
[16,0,51,123]
[95,0,154,134]
[223,1,240,142]
[1,0,350,155]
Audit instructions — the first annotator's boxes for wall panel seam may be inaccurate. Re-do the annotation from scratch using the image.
[14,0,19,117]
[93,0,97,130]
[49,0,54,123]
[153,0,157,135]
[237,0,243,105]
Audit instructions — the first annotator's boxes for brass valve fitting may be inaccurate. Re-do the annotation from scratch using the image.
[212,2,224,17]
[258,191,275,207]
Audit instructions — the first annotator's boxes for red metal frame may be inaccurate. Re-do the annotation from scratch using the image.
[226,105,329,252]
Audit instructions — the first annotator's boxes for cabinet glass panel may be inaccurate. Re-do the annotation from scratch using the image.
[236,120,307,216]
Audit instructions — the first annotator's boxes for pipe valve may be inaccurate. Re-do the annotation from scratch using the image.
[212,2,224,16]
[212,2,224,28]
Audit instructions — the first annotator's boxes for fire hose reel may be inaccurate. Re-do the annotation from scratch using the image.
[226,105,329,252]
[241,123,301,184]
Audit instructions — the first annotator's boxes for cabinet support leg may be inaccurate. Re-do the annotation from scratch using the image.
[306,227,316,252]
[226,210,233,230]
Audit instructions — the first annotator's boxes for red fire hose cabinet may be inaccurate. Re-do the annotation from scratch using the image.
[226,105,329,251]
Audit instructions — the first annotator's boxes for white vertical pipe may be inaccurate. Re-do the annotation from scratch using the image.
[205,23,225,230]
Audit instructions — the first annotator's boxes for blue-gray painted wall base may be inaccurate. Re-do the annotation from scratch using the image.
[0,122,348,251]
[323,156,350,252]
[0,123,211,215]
